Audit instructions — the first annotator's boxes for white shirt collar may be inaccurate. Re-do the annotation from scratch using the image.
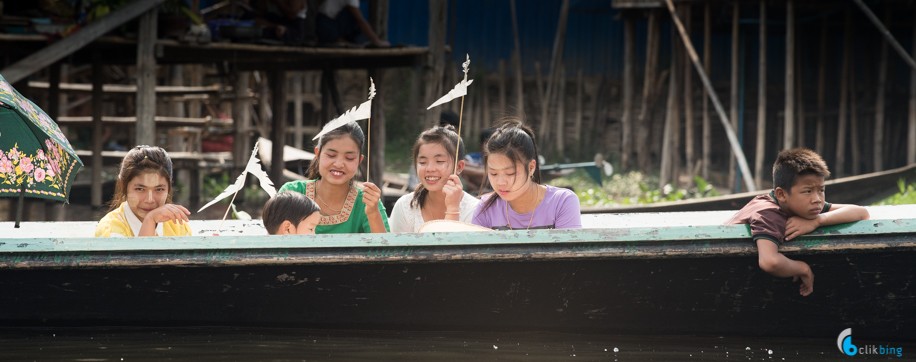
[122,202,163,236]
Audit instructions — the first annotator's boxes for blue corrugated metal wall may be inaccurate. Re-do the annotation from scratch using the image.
[387,0,624,76]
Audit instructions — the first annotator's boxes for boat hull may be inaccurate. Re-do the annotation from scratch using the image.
[0,248,912,341]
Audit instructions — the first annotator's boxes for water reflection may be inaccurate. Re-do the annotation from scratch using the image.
[0,327,841,361]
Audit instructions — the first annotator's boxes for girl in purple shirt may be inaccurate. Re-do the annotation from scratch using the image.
[471,118,582,230]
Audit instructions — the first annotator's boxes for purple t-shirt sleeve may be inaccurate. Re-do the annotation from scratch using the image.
[471,193,495,228]
[552,187,582,229]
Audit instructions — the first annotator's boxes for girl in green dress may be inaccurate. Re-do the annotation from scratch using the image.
[278,122,389,233]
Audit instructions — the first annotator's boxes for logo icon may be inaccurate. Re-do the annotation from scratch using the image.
[838,328,857,356]
[837,328,904,358]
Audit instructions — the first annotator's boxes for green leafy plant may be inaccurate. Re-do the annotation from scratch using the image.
[201,171,271,218]
[873,178,916,205]
[550,171,722,207]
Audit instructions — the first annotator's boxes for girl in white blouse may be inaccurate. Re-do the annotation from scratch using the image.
[389,125,480,232]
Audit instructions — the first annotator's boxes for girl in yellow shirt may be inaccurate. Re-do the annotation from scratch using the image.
[95,145,192,237]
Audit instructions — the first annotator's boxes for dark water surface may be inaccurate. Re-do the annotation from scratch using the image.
[0,327,895,361]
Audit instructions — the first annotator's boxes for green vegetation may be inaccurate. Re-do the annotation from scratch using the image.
[872,179,916,205]
[549,170,720,207]
[200,172,271,218]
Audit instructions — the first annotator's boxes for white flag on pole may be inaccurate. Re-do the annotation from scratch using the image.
[427,54,473,110]
[198,140,276,213]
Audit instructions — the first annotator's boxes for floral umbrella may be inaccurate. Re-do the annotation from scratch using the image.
[0,73,83,227]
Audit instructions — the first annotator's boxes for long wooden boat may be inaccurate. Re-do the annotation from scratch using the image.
[1,205,914,341]
[583,163,916,213]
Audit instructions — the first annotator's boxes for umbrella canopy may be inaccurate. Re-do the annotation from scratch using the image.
[0,73,83,219]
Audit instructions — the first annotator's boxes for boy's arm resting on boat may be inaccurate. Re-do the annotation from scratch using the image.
[820,203,871,224]
[785,204,870,241]
[756,239,815,296]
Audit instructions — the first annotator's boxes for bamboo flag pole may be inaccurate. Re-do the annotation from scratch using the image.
[198,141,277,234]
[454,57,470,174]
[427,55,474,175]
[366,78,376,182]
[664,0,757,192]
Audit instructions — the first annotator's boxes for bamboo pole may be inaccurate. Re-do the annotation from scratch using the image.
[188,65,202,118]
[269,70,287,186]
[836,11,851,177]
[369,72,385,184]
[796,49,805,148]
[575,69,584,157]
[910,6,916,165]
[816,19,827,155]
[481,70,490,129]
[637,11,659,172]
[510,0,524,118]
[671,10,682,187]
[682,4,694,179]
[622,14,635,170]
[535,62,545,105]
[498,60,507,114]
[135,9,157,146]
[667,0,756,191]
[91,54,103,209]
[425,0,446,126]
[168,65,185,118]
[539,0,571,146]
[754,1,767,189]
[853,0,916,71]
[702,2,711,180]
[874,16,888,173]
[255,72,270,138]
[292,73,304,149]
[556,64,566,158]
[473,78,483,141]
[368,0,388,183]
[233,71,252,176]
[408,67,420,133]
[784,0,795,149]
[850,67,860,175]
[660,40,678,189]
[729,3,740,191]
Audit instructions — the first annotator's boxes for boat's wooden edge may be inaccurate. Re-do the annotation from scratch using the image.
[1,218,914,269]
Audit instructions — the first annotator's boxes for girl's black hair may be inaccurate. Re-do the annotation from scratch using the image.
[262,191,321,234]
[108,145,174,211]
[409,124,465,209]
[304,122,366,180]
[479,117,542,211]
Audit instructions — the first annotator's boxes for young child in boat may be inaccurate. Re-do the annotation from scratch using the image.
[389,125,481,232]
[727,148,869,296]
[262,191,322,235]
[278,121,389,233]
[95,145,192,237]
[472,118,582,230]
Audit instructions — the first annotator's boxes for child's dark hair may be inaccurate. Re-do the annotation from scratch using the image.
[108,145,174,211]
[772,148,830,191]
[410,124,466,209]
[262,191,321,234]
[480,117,542,210]
[305,122,365,179]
